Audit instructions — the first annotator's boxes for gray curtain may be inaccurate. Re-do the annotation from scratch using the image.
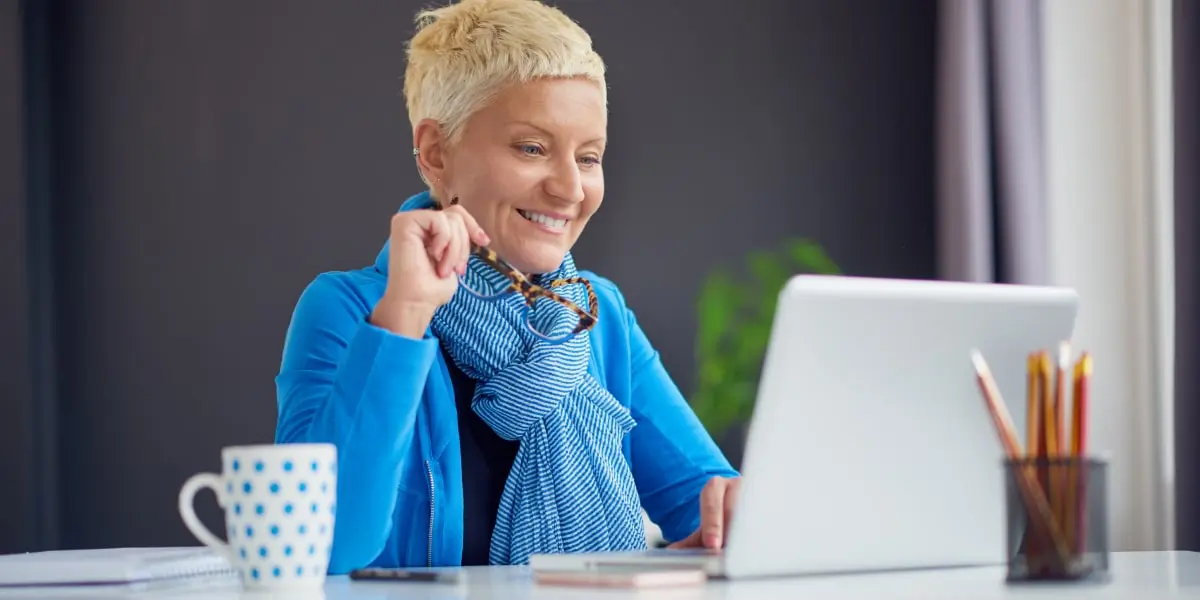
[936,0,1046,285]
[1174,0,1199,551]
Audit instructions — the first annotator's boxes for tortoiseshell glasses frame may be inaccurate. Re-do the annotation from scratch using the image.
[437,197,599,343]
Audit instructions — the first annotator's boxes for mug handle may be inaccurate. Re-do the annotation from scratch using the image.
[178,473,233,562]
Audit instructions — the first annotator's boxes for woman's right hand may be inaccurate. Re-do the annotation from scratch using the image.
[369,203,490,338]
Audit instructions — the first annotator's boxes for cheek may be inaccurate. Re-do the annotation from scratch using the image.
[465,166,528,214]
[581,177,604,219]
[571,193,602,241]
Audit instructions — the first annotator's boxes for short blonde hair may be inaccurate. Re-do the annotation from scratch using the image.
[403,0,607,145]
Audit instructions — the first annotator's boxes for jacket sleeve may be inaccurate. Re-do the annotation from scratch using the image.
[274,273,437,574]
[623,298,740,544]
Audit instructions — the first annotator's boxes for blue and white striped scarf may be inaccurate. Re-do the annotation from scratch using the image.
[431,251,647,565]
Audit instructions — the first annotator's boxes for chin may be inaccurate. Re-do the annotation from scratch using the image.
[509,247,569,276]
[524,255,569,276]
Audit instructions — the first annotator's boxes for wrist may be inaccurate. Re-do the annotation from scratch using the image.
[369,297,437,339]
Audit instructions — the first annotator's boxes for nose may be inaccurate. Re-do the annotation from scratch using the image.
[543,155,585,205]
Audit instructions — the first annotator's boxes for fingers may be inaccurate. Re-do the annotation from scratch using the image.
[438,211,465,277]
[439,204,489,277]
[444,204,490,246]
[722,477,741,543]
[420,212,453,277]
[666,529,702,549]
[665,477,742,550]
[699,478,726,549]
[402,203,488,279]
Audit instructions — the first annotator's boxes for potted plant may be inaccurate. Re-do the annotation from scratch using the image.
[689,238,841,467]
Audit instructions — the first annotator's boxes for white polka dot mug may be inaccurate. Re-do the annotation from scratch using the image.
[178,443,337,590]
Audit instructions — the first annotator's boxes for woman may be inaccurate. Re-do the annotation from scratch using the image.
[275,0,740,572]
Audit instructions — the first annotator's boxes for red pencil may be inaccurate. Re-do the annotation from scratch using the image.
[1071,352,1091,456]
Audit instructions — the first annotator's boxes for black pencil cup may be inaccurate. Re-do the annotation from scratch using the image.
[1002,456,1110,583]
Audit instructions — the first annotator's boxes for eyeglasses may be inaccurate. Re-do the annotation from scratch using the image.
[436,198,599,344]
[458,242,599,344]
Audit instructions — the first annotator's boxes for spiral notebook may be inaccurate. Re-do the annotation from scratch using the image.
[0,547,239,589]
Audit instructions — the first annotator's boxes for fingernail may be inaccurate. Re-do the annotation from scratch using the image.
[705,534,720,548]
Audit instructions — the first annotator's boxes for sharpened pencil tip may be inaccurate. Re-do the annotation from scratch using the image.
[970,349,990,374]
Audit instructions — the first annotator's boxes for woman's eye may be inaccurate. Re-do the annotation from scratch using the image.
[580,155,601,166]
[517,144,544,156]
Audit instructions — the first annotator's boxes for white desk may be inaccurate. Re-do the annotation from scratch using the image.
[1,551,1197,599]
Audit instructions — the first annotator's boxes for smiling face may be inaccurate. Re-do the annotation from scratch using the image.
[416,77,607,275]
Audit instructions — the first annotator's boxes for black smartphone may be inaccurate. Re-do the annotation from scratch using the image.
[349,567,464,585]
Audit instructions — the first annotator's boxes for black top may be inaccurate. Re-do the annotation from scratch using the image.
[443,347,520,566]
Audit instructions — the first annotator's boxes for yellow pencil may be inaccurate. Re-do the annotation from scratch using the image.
[1027,353,1042,459]
[1022,352,1043,557]
[1070,353,1093,554]
[1040,351,1057,457]
[1038,350,1055,523]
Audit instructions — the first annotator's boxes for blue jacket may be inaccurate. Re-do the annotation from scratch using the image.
[274,191,738,573]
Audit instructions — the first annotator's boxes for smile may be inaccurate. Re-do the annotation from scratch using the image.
[518,209,569,230]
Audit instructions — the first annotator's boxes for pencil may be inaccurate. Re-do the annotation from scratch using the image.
[1052,342,1071,541]
[1023,352,1043,557]
[1062,352,1081,552]
[1039,351,1057,457]
[1071,353,1093,554]
[1026,353,1042,459]
[971,350,1071,568]
[1070,352,1091,456]
[1055,341,1071,451]
[971,350,1024,457]
[1037,350,1055,539]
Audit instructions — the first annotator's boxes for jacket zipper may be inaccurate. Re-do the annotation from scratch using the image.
[424,460,435,567]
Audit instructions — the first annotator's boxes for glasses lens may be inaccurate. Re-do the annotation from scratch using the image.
[527,295,583,342]
[457,270,509,300]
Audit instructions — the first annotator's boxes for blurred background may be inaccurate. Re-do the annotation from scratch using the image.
[1,0,1196,560]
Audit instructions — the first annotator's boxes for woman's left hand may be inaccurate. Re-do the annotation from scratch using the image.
[666,476,742,549]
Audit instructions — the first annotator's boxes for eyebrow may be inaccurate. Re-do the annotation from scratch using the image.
[509,120,607,147]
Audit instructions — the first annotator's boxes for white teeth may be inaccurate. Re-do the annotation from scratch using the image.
[519,210,567,230]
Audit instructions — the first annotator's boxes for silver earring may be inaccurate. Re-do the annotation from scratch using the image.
[412,148,420,156]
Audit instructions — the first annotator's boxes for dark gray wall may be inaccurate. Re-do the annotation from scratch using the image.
[0,0,37,554]
[565,0,937,385]
[25,0,936,549]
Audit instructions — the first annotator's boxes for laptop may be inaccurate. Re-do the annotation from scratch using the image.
[530,274,1079,579]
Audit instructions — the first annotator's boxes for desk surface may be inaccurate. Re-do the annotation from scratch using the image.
[2,551,1198,599]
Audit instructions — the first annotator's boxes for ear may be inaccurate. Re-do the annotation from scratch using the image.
[413,117,449,193]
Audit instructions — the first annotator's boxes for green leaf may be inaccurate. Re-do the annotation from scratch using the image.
[732,321,772,368]
[788,239,841,275]
[744,251,787,321]
[712,380,756,434]
[689,237,841,437]
[694,268,739,358]
[734,384,760,424]
[748,250,791,296]
[696,355,726,388]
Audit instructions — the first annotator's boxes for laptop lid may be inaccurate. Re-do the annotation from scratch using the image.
[722,275,1078,579]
